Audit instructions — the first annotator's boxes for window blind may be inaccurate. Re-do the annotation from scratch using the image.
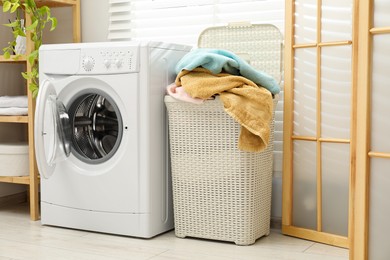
[108,0,285,172]
[109,0,284,44]
[108,0,132,40]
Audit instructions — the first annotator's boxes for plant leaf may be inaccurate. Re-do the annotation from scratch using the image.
[32,88,38,98]
[10,2,19,13]
[13,54,22,60]
[22,3,31,14]
[25,19,38,30]
[21,72,29,80]
[50,17,57,31]
[3,51,10,59]
[3,20,19,27]
[39,6,50,16]
[25,0,35,8]
[2,1,11,12]
[13,31,23,38]
[28,50,38,65]
[28,81,38,91]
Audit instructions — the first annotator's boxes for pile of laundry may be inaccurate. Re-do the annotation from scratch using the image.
[167,48,280,153]
[0,95,28,115]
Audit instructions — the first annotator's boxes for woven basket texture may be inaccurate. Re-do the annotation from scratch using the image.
[166,97,277,245]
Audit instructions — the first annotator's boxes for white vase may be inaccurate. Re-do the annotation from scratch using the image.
[15,35,26,55]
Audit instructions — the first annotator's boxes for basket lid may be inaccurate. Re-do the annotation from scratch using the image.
[198,22,283,84]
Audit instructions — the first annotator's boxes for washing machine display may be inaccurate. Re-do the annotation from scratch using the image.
[68,91,122,163]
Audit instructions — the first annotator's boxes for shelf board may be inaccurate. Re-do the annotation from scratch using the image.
[0,176,30,185]
[0,55,27,63]
[0,115,29,123]
[0,0,77,7]
[35,0,78,7]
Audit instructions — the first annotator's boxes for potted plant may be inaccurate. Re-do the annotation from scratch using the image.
[2,0,57,97]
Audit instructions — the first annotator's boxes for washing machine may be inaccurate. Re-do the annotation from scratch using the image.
[35,41,191,237]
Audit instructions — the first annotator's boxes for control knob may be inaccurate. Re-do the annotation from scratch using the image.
[115,59,122,68]
[104,59,111,69]
[83,56,95,71]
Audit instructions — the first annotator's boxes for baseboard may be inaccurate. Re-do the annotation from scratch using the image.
[0,191,27,208]
[270,216,282,230]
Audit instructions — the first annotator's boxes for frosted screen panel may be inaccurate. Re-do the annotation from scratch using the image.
[293,48,317,136]
[294,0,317,44]
[321,46,352,139]
[369,158,390,260]
[321,143,350,237]
[374,0,390,28]
[371,35,390,153]
[293,141,317,230]
[321,0,353,42]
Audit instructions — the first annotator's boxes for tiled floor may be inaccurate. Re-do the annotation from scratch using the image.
[0,203,348,260]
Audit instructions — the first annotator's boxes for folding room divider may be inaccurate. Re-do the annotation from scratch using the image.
[285,1,390,258]
[283,0,356,249]
[353,1,390,259]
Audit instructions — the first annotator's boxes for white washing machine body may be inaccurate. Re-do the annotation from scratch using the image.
[35,41,191,237]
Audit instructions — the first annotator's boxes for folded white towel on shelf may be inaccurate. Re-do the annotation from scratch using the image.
[0,96,28,108]
[0,107,28,116]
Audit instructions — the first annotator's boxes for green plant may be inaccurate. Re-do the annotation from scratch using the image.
[2,0,57,97]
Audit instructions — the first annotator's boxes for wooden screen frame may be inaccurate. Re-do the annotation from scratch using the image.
[282,0,358,248]
[352,0,390,259]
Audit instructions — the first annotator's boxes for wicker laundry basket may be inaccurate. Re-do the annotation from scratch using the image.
[165,96,277,245]
[166,23,283,245]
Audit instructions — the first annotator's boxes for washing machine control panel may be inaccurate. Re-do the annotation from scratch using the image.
[80,46,139,74]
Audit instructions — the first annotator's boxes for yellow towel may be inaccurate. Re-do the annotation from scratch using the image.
[175,68,273,152]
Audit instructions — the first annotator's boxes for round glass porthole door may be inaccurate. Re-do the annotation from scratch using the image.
[67,91,123,164]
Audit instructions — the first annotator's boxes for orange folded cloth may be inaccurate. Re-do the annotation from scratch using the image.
[175,68,273,152]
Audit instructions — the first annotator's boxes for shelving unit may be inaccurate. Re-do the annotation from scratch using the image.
[0,0,80,220]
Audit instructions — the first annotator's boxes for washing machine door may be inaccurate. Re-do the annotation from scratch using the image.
[35,80,72,179]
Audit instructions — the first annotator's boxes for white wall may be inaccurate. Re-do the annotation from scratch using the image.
[43,0,110,44]
[81,0,110,42]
